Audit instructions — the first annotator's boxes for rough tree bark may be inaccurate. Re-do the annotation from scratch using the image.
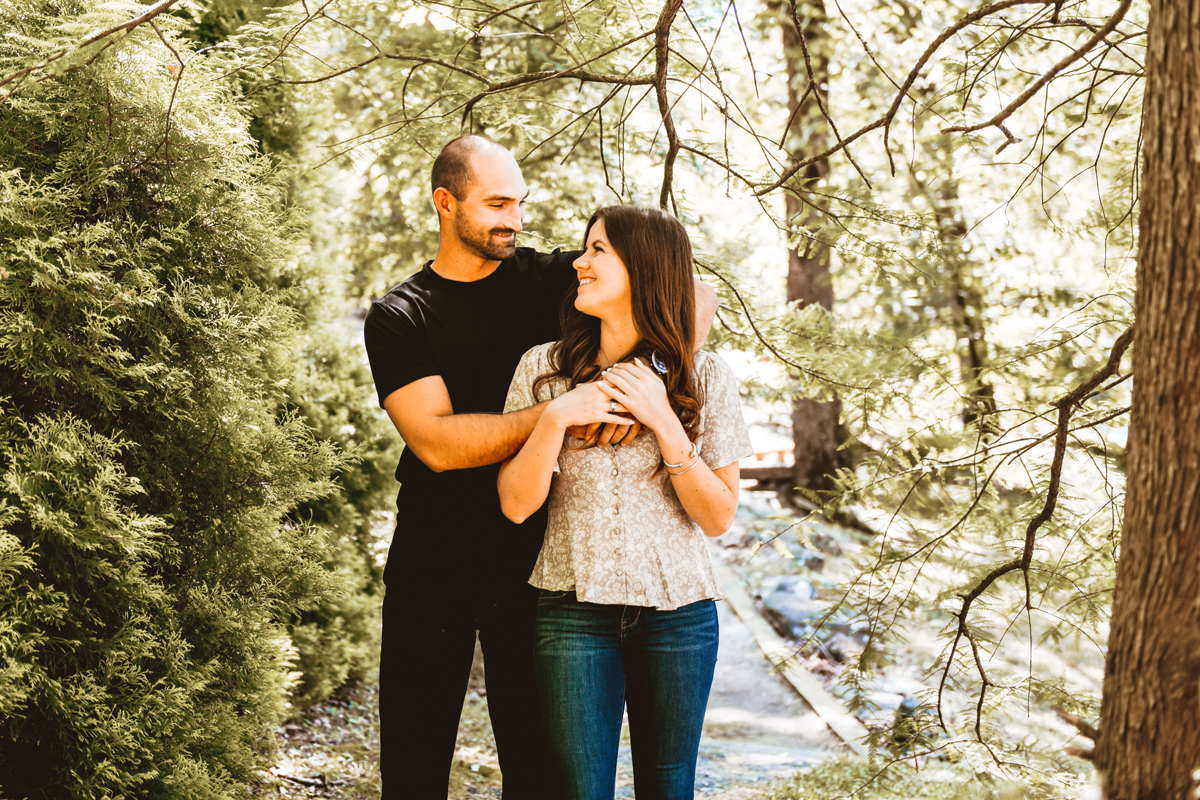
[1093,0,1200,795]
[779,0,851,494]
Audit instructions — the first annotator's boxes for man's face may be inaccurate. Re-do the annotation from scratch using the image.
[451,150,529,262]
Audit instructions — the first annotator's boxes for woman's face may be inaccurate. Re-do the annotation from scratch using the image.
[573,218,632,320]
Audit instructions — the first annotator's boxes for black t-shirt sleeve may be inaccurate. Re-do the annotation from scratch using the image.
[547,248,581,295]
[541,248,582,332]
[363,296,437,407]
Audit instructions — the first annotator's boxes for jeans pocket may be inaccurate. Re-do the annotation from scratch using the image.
[537,589,574,604]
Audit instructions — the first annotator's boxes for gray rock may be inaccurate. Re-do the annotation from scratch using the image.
[761,577,823,638]
[771,574,815,599]
[760,575,869,641]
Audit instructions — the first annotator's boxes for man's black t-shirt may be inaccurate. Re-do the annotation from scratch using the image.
[363,247,579,594]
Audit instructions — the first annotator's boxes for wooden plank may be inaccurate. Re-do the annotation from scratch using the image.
[740,465,794,481]
[708,553,871,756]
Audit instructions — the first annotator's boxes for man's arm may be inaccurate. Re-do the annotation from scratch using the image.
[693,278,717,351]
[382,375,544,472]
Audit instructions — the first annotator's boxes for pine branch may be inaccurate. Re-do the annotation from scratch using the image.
[148,20,185,172]
[695,260,870,391]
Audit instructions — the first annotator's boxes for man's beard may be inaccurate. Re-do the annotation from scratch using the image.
[454,214,517,261]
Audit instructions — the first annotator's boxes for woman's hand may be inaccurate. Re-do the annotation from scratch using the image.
[595,358,678,435]
[545,381,631,431]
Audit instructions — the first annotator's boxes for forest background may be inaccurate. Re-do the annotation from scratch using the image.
[1,0,1195,798]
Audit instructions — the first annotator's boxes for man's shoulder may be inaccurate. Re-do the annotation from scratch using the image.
[506,245,582,277]
[367,268,431,318]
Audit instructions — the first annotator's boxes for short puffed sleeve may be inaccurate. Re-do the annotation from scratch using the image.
[696,351,754,470]
[504,342,556,413]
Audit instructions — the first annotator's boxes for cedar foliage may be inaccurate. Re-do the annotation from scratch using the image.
[0,2,365,796]
[175,0,400,711]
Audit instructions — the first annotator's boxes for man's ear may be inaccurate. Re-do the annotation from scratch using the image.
[432,187,456,221]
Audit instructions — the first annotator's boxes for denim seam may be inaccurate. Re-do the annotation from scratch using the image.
[620,605,641,640]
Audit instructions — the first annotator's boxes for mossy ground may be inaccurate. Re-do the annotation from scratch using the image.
[250,684,502,800]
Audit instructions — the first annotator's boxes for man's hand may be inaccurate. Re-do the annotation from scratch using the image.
[565,419,643,447]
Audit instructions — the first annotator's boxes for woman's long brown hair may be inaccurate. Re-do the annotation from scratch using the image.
[534,205,703,442]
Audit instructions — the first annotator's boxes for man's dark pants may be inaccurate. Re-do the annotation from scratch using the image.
[379,557,554,798]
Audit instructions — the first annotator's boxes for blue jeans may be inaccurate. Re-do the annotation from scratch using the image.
[534,591,719,800]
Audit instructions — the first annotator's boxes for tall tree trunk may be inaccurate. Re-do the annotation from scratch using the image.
[1093,0,1200,795]
[928,172,997,432]
[780,0,850,493]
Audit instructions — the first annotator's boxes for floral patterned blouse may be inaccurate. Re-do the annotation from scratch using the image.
[503,342,754,610]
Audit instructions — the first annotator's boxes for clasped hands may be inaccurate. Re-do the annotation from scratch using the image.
[558,358,672,448]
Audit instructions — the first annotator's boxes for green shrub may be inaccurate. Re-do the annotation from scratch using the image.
[0,3,347,797]
[175,0,400,709]
[283,325,399,707]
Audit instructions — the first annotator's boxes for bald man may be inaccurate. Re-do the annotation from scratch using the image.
[363,135,717,798]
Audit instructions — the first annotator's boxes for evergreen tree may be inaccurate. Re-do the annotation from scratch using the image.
[177,0,401,708]
[0,2,347,796]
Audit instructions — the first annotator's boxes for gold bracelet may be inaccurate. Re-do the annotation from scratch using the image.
[667,455,702,476]
[662,440,698,470]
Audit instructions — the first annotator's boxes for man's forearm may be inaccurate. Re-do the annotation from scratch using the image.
[408,404,545,472]
[693,278,717,351]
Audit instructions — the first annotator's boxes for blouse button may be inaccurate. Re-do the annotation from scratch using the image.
[611,469,618,476]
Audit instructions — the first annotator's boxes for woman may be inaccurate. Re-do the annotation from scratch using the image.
[497,205,753,800]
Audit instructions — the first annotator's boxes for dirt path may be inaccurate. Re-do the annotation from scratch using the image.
[611,600,840,799]
[254,489,859,799]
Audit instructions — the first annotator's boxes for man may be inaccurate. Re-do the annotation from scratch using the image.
[363,134,717,798]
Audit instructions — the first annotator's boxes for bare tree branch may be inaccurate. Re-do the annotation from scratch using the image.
[942,0,1135,143]
[459,30,657,123]
[654,0,684,209]
[757,0,1058,195]
[785,0,872,187]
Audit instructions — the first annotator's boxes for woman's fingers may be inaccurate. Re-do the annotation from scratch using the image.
[596,381,631,404]
[607,360,662,388]
[561,382,634,426]
[601,371,635,396]
[631,357,659,378]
